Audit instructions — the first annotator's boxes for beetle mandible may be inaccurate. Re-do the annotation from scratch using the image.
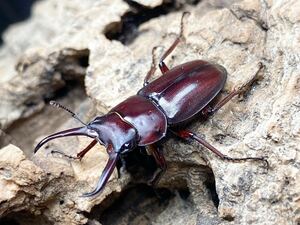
[34,12,267,197]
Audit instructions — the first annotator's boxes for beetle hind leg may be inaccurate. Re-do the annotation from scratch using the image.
[173,130,269,168]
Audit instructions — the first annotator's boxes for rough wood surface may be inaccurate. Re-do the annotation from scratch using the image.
[0,0,299,224]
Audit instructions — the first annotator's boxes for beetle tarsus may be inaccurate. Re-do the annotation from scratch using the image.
[223,155,269,169]
[51,150,81,160]
[144,46,162,86]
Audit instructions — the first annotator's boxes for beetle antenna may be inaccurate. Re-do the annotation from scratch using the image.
[49,101,87,126]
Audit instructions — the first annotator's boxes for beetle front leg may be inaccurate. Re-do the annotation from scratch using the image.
[76,139,98,159]
[51,139,97,160]
[173,130,269,168]
[147,144,167,185]
[143,12,190,86]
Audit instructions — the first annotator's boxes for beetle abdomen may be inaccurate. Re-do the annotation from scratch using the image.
[110,95,167,146]
[138,60,227,124]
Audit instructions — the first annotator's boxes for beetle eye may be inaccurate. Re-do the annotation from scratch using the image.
[121,143,133,153]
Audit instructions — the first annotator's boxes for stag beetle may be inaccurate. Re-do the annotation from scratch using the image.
[34,12,267,197]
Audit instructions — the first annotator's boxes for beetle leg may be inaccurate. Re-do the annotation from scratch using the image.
[144,46,159,86]
[173,130,269,168]
[158,12,190,75]
[76,139,98,160]
[201,89,239,117]
[144,12,190,86]
[51,139,97,160]
[147,144,167,185]
[51,149,79,160]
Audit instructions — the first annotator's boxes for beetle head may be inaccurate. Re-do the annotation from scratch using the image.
[34,110,137,197]
[87,113,137,154]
